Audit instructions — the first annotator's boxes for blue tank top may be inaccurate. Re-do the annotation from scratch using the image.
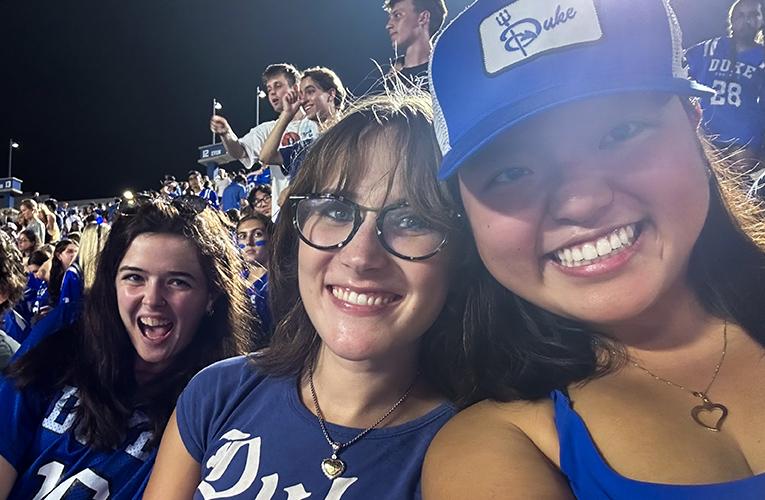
[552,389,765,499]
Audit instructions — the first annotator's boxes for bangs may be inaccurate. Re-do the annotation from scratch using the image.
[290,93,461,234]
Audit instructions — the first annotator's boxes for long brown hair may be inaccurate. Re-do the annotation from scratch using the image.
[6,201,252,448]
[257,91,475,404]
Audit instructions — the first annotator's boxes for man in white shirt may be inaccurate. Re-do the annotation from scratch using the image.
[210,64,320,220]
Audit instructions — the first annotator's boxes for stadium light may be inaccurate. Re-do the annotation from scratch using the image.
[7,139,20,178]
[256,86,267,126]
[123,190,134,200]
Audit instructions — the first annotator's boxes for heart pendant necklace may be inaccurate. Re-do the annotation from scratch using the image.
[309,367,418,479]
[628,320,728,432]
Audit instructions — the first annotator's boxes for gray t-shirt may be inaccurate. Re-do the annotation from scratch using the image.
[0,329,20,369]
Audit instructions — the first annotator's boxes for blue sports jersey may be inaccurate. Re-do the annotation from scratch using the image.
[19,273,44,324]
[2,309,29,344]
[246,273,272,339]
[176,356,456,499]
[221,183,247,212]
[0,381,156,499]
[32,281,50,317]
[199,188,220,209]
[59,264,84,326]
[246,168,271,192]
[686,37,765,150]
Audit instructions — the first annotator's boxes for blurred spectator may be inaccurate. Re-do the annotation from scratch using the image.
[47,239,79,304]
[38,202,61,243]
[64,207,83,235]
[186,170,219,208]
[44,199,64,235]
[16,229,40,263]
[686,0,765,175]
[0,231,25,368]
[236,213,273,345]
[221,174,248,212]
[247,184,273,219]
[213,167,231,198]
[259,67,346,218]
[160,174,181,200]
[18,200,46,244]
[211,63,320,220]
[78,221,110,293]
[384,0,447,90]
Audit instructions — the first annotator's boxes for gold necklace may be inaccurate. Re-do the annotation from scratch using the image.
[308,367,418,480]
[626,320,728,432]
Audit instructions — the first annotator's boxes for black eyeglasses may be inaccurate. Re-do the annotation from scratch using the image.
[289,193,453,261]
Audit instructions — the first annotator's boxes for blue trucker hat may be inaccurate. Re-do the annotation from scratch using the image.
[430,0,714,179]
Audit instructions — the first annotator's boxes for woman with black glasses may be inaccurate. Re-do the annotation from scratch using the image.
[145,92,470,499]
[0,199,251,499]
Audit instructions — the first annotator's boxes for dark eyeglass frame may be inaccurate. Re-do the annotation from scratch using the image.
[289,193,452,261]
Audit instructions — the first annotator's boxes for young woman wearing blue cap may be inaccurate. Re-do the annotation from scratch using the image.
[423,0,765,498]
[144,92,468,499]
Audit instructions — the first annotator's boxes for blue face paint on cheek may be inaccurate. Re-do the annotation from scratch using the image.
[254,240,267,247]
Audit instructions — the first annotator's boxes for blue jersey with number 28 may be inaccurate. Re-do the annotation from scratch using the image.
[686,37,765,151]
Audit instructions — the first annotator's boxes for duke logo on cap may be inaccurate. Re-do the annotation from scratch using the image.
[480,0,603,74]
[430,0,714,179]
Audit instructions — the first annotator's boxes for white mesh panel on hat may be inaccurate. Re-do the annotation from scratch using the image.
[661,0,690,79]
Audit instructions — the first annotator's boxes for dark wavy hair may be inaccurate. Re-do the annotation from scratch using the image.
[48,239,77,304]
[5,201,252,449]
[449,99,765,403]
[257,91,475,404]
[262,62,302,88]
[0,231,26,314]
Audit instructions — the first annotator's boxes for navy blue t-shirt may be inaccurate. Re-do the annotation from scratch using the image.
[176,356,455,499]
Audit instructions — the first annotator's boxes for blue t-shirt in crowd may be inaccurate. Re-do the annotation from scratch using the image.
[176,356,455,499]
[686,37,765,151]
[221,183,247,212]
[552,389,765,498]
[59,263,84,326]
[0,382,156,499]
[2,309,29,344]
[246,168,271,192]
[18,273,44,324]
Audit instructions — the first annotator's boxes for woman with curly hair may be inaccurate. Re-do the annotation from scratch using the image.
[0,231,26,368]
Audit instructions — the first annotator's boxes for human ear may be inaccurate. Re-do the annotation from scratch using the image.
[419,10,431,29]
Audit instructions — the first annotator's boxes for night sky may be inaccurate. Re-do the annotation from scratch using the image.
[0,0,739,201]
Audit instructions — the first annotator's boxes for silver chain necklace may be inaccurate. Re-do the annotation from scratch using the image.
[626,320,728,431]
[308,367,418,480]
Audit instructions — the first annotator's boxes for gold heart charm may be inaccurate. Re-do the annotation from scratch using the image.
[321,457,345,479]
[691,402,728,432]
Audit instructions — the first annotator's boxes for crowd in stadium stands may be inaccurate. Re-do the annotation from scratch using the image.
[2,0,765,498]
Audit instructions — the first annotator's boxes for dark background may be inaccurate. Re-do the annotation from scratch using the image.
[0,0,739,200]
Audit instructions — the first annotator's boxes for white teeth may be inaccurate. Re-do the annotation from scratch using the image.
[609,233,623,250]
[331,287,396,306]
[552,223,640,268]
[618,228,630,245]
[595,238,611,257]
[582,243,598,260]
[140,317,171,327]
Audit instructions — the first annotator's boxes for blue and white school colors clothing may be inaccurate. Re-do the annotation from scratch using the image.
[176,356,455,499]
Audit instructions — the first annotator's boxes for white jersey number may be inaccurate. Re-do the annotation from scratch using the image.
[32,461,110,500]
[710,80,742,107]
